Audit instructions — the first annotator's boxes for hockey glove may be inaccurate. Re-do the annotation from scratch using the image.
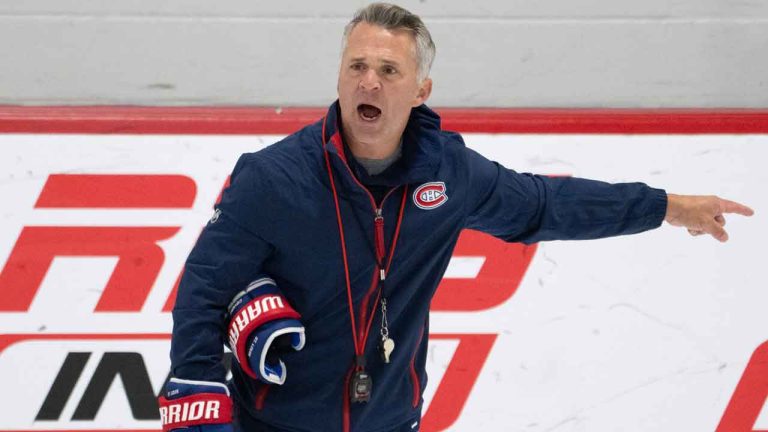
[227,277,305,385]
[157,377,233,432]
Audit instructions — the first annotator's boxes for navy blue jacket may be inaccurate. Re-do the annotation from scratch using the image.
[170,102,668,432]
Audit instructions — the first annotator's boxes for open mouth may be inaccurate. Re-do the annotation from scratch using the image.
[357,104,382,121]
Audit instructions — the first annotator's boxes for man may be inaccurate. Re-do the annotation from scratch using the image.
[158,3,753,432]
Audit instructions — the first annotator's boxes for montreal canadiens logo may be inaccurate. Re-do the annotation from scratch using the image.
[413,182,448,210]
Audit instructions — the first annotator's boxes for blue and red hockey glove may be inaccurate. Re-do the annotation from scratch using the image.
[157,377,233,432]
[227,277,305,385]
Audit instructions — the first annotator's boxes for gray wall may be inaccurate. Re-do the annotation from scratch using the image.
[1,1,767,107]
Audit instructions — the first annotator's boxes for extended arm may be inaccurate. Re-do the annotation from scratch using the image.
[464,147,753,243]
[464,147,668,243]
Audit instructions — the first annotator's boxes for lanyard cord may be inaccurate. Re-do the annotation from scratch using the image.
[358,189,407,351]
[321,116,408,367]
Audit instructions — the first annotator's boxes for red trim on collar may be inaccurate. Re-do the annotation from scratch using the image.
[329,130,348,163]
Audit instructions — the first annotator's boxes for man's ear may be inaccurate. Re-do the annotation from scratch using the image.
[413,78,433,107]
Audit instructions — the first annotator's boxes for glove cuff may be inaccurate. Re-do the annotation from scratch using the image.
[158,392,232,431]
[250,321,306,384]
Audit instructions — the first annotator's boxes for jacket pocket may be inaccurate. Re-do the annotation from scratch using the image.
[408,325,426,408]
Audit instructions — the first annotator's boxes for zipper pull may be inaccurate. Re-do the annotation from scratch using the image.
[374,208,386,279]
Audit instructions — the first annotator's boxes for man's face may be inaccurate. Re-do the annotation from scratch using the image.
[337,22,432,148]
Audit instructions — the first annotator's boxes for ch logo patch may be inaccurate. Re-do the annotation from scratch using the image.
[413,182,448,210]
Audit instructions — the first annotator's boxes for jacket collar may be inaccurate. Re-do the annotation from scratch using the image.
[322,100,443,187]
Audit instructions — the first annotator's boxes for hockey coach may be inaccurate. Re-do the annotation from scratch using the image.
[158,3,754,432]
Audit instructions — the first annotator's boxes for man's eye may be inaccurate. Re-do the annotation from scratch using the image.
[351,63,365,71]
[383,66,397,75]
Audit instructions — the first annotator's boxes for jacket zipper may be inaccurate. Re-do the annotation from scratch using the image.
[357,190,400,347]
[330,151,402,432]
[374,208,386,267]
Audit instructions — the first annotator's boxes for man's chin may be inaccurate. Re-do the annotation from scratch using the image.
[345,123,387,144]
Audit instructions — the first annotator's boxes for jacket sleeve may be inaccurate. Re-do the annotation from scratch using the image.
[463,147,668,244]
[170,154,276,383]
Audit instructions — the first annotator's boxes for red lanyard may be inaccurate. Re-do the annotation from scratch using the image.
[321,116,407,368]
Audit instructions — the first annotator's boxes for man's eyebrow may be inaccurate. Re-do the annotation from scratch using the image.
[347,57,401,66]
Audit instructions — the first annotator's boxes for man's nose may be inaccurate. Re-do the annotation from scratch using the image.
[359,69,381,91]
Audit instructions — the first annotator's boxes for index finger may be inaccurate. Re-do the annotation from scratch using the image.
[719,198,754,216]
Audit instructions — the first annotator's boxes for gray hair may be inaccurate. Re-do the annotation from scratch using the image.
[342,3,436,82]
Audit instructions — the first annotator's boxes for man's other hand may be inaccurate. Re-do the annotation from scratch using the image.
[665,194,754,242]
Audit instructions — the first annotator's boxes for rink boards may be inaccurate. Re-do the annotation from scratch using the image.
[0,108,766,431]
